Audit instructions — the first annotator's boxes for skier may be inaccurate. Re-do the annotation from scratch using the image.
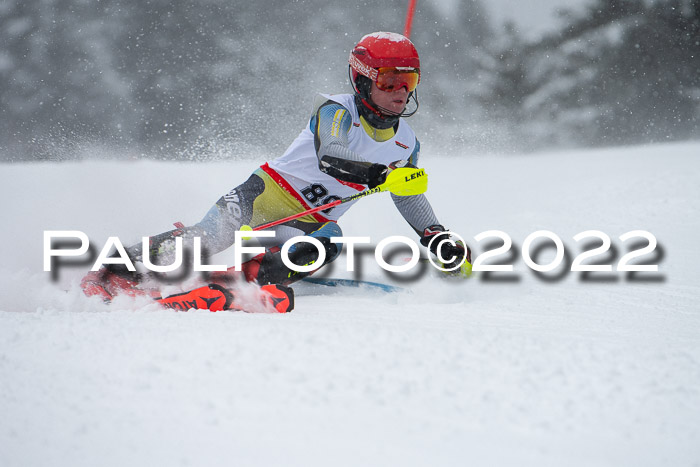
[81,32,472,310]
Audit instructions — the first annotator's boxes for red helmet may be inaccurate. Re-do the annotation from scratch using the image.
[349,32,421,90]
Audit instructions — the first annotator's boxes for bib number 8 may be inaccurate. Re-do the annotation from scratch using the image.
[300,183,341,214]
[301,184,327,204]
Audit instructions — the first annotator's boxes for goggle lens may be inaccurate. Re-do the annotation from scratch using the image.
[375,67,420,92]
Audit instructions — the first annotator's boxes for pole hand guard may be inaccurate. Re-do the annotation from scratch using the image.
[379,167,428,196]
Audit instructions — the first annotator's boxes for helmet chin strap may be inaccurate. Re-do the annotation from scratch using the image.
[360,97,388,118]
[355,95,400,130]
[355,93,419,130]
[373,90,419,118]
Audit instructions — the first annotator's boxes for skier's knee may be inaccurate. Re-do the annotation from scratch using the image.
[307,221,343,263]
[197,199,236,235]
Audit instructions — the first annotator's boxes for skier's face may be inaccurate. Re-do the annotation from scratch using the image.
[370,81,409,115]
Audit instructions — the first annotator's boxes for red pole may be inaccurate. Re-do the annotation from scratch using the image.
[403,0,417,38]
[252,198,345,231]
[251,186,381,232]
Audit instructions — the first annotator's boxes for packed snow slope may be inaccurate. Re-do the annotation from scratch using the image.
[1,141,700,467]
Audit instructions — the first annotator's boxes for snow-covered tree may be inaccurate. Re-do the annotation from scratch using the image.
[1,0,492,160]
[479,0,699,149]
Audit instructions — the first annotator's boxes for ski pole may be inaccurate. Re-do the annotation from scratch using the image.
[241,167,427,233]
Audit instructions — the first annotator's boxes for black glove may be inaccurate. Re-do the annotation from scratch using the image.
[420,224,472,269]
[367,160,420,189]
[367,163,388,189]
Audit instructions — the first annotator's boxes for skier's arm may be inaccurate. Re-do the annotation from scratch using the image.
[390,141,440,234]
[392,193,439,234]
[393,192,471,269]
[313,101,388,188]
[391,141,472,271]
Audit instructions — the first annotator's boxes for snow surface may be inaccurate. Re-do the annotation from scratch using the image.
[1,142,700,467]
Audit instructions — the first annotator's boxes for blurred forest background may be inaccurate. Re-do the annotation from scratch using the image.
[1,0,698,161]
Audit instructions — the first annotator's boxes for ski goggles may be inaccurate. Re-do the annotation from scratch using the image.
[373,67,420,92]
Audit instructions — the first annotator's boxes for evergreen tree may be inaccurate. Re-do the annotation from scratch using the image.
[0,0,490,159]
[480,0,699,149]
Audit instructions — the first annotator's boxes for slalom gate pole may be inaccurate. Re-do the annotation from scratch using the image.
[403,0,417,38]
